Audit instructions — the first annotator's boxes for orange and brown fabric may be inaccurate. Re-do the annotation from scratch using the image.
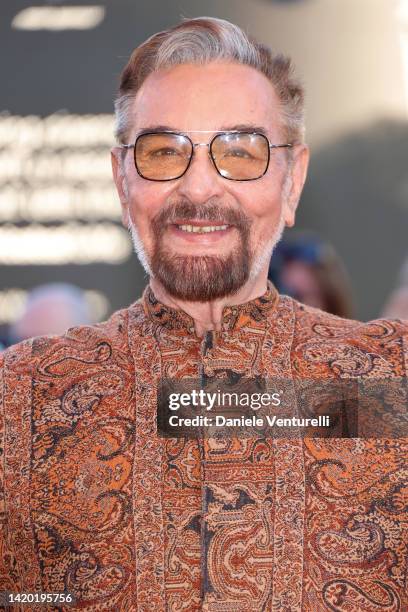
[1,284,407,610]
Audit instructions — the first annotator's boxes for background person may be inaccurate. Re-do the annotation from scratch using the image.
[382,255,408,320]
[6,283,92,346]
[268,232,354,317]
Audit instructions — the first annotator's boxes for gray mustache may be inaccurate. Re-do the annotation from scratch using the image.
[153,201,251,230]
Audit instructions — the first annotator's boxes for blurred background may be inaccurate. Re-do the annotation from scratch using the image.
[1,0,408,344]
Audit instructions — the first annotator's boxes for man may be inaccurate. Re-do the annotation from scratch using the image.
[1,17,407,611]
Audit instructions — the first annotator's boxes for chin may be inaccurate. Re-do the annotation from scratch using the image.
[151,253,250,302]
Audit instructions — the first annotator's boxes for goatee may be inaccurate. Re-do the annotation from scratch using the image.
[128,199,284,302]
[150,201,251,302]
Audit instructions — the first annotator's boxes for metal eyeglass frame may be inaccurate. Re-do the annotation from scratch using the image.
[120,130,293,182]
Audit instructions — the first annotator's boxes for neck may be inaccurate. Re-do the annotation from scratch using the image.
[149,268,269,337]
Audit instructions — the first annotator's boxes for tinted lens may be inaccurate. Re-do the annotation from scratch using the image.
[135,133,192,180]
[211,133,269,180]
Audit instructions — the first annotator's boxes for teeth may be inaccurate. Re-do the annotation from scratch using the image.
[178,224,229,233]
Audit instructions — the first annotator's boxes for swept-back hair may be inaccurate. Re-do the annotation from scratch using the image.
[114,17,305,144]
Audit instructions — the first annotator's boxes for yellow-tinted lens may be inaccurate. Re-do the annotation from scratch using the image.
[135,133,192,180]
[211,133,269,180]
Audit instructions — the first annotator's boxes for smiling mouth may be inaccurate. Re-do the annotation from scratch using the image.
[176,224,230,234]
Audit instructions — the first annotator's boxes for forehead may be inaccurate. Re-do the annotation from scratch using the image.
[130,62,283,136]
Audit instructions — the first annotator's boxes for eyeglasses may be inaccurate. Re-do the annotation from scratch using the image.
[121,131,293,181]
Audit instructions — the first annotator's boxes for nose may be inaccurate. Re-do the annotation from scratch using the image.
[176,143,224,204]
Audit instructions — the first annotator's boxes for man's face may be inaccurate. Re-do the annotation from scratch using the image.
[112,62,308,301]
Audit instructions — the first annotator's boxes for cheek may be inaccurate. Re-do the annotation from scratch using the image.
[247,195,284,229]
[126,181,167,227]
[242,191,285,250]
[235,177,284,218]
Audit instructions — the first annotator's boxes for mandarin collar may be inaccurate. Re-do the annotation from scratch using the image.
[142,282,279,334]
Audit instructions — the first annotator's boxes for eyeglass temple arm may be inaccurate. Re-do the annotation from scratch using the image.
[269,144,293,149]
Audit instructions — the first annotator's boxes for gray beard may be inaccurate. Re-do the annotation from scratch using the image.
[150,249,250,302]
[128,200,284,301]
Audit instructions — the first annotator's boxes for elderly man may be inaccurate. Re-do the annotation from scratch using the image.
[1,17,407,611]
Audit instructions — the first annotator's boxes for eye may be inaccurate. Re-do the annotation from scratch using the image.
[149,147,183,158]
[224,148,254,159]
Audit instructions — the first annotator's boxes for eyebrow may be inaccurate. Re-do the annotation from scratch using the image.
[219,124,269,136]
[136,124,269,137]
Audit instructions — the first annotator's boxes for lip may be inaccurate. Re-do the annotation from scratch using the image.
[171,219,232,227]
[168,221,235,244]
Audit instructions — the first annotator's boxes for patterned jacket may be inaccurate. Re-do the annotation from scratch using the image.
[1,284,407,611]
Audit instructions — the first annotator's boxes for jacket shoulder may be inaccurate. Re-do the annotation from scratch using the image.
[291,297,408,339]
[0,302,142,377]
[288,298,408,377]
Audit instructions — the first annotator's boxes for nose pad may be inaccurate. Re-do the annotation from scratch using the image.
[191,142,219,174]
[177,142,224,201]
[208,150,219,174]
[189,143,217,173]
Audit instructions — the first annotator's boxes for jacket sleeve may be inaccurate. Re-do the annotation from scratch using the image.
[0,351,19,593]
[0,345,33,594]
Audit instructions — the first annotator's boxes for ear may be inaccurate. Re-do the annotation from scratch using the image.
[111,147,130,227]
[282,144,309,228]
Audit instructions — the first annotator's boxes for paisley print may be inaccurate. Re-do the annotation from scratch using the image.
[0,287,407,610]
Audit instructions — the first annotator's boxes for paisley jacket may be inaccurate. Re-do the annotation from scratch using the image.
[1,284,407,611]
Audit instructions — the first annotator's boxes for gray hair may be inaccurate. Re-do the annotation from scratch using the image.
[114,17,305,144]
